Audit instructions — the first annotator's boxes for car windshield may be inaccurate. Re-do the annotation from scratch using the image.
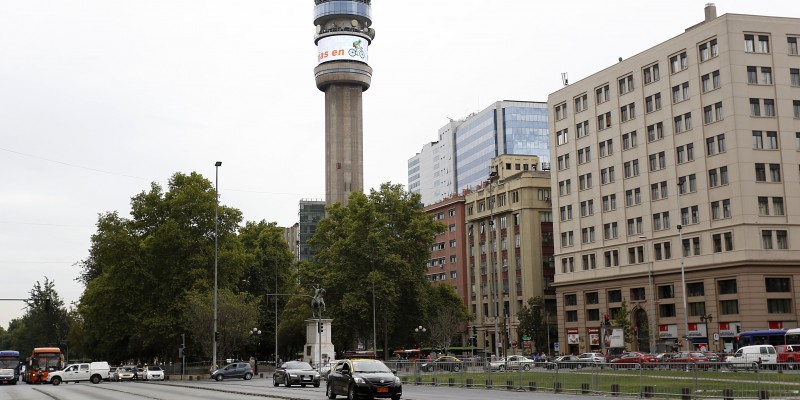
[690,352,706,358]
[148,366,162,371]
[353,360,391,373]
[285,361,312,370]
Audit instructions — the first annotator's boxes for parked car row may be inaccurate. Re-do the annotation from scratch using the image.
[110,365,164,381]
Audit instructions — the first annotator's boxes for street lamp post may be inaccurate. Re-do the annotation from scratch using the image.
[415,325,426,349]
[250,328,261,374]
[678,224,689,351]
[213,161,222,371]
[488,171,500,359]
[700,314,713,351]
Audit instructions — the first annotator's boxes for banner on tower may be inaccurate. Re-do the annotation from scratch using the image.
[317,35,369,65]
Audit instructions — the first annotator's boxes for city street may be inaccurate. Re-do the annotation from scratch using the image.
[0,377,635,400]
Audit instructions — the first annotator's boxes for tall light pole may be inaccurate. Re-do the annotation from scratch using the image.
[678,224,689,351]
[639,235,656,353]
[213,161,222,371]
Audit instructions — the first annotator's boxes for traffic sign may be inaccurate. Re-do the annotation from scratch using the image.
[554,342,560,351]
[522,335,531,341]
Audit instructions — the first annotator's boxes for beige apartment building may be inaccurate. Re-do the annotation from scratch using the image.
[548,5,800,355]
[464,154,556,357]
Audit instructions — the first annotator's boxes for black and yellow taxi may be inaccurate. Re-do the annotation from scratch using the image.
[326,358,401,400]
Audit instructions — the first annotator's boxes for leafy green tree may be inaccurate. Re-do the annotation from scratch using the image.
[517,296,547,353]
[423,285,471,354]
[276,296,313,361]
[182,288,258,362]
[10,278,71,357]
[77,172,246,362]
[613,300,634,345]
[238,220,295,361]
[301,183,444,354]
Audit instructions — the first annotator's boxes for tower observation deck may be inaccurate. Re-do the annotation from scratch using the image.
[313,0,375,207]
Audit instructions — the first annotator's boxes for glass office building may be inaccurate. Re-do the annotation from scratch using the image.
[409,101,549,205]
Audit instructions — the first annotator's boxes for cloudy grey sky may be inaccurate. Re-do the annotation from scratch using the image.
[2,1,798,328]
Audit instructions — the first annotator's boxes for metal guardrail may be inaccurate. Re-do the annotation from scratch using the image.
[382,360,800,399]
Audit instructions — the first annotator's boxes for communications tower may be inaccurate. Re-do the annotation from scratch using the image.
[313,0,375,206]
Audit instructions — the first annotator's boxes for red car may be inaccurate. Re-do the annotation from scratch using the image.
[665,352,710,369]
[609,352,658,369]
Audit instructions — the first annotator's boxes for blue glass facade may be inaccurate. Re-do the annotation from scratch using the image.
[453,102,549,194]
[502,106,550,161]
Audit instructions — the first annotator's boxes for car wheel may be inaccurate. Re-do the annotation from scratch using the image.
[51,376,62,386]
[285,378,292,387]
[498,365,505,372]
[326,382,337,399]
[215,374,223,381]
[348,384,357,400]
[453,365,461,372]
[427,366,434,372]
[243,373,252,380]
[523,364,531,371]
[314,381,320,388]
[273,376,279,387]
[91,375,101,384]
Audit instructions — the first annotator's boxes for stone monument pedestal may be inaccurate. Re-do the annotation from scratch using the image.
[305,318,335,366]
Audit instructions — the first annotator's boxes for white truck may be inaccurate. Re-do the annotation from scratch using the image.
[47,361,110,385]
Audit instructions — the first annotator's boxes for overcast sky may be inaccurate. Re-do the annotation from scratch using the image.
[2,1,798,329]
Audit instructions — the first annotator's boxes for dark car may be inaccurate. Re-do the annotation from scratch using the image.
[420,356,463,372]
[273,361,320,387]
[548,355,581,369]
[326,359,401,400]
[210,362,253,381]
[609,352,658,369]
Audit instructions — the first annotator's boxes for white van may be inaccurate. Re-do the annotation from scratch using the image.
[47,361,110,385]
[726,345,777,369]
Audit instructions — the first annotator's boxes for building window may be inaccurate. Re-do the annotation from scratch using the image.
[647,122,664,142]
[712,232,734,253]
[575,120,589,139]
[701,70,721,92]
[652,212,670,231]
[648,151,666,171]
[558,179,571,196]
[643,63,660,84]
[595,84,610,104]
[577,147,590,164]
[556,129,569,145]
[670,51,688,74]
[676,143,694,164]
[555,103,568,120]
[600,166,615,184]
[699,38,718,61]
[791,69,800,86]
[627,245,644,264]
[604,250,619,267]
[578,173,592,190]
[745,34,770,53]
[768,299,792,314]
[623,159,640,178]
[770,164,781,182]
[645,93,662,113]
[750,98,776,117]
[625,189,642,207]
[580,200,594,217]
[789,37,799,55]
[597,112,612,130]
[564,294,578,306]
[678,174,696,194]
[603,222,618,239]
[682,237,701,256]
[602,194,616,212]
[622,131,638,150]
[574,93,588,113]
[773,197,785,216]
[672,82,690,103]
[626,216,643,235]
[651,180,668,201]
[620,102,636,122]
[706,134,726,156]
[581,253,597,269]
[618,74,634,95]
[557,154,570,170]
[719,300,739,315]
[795,100,800,119]
[673,113,692,133]
[599,138,613,157]
[608,290,623,303]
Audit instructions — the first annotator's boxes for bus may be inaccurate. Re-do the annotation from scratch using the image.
[0,350,20,385]
[23,347,64,384]
[786,328,800,345]
[736,329,788,348]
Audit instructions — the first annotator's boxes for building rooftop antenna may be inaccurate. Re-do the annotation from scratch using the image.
[561,72,569,86]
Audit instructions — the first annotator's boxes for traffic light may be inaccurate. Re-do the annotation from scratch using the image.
[736,325,741,334]
[472,326,477,335]
[318,321,324,333]
[179,347,184,358]
[214,331,219,342]
[604,314,610,325]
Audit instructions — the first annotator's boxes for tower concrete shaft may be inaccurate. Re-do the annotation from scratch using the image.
[313,0,375,206]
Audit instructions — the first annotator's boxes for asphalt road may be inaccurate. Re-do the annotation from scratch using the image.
[0,377,638,400]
